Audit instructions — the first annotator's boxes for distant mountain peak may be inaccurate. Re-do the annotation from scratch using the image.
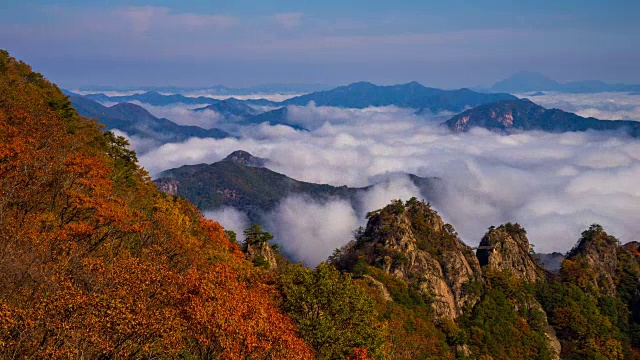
[444,98,640,136]
[222,150,267,168]
[401,81,425,89]
[346,81,376,89]
[108,102,157,120]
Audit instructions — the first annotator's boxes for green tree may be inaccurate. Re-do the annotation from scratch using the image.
[242,224,273,250]
[277,263,384,360]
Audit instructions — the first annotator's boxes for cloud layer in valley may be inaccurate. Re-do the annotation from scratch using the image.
[127,95,640,265]
[517,92,640,121]
[203,207,251,243]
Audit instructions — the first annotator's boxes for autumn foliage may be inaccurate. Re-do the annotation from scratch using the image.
[0,50,312,359]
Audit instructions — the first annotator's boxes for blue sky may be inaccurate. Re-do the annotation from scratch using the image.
[1,0,638,88]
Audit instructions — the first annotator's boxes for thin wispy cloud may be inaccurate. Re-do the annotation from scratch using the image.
[115,6,238,36]
[272,12,304,30]
[3,2,638,87]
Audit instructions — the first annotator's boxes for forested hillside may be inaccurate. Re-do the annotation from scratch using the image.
[0,50,315,359]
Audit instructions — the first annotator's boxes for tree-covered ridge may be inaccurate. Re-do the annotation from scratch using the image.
[0,49,313,359]
[154,157,440,225]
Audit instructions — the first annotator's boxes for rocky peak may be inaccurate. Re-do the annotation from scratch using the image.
[222,150,267,168]
[476,223,546,282]
[564,224,619,296]
[345,198,482,319]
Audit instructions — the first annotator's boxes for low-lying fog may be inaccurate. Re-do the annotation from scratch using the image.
[116,92,640,266]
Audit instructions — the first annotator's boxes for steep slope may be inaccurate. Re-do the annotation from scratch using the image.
[70,95,229,144]
[283,81,517,111]
[476,223,546,282]
[0,50,313,359]
[154,152,441,222]
[445,98,640,136]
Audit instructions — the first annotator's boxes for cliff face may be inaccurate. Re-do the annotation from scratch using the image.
[349,199,482,319]
[477,223,546,282]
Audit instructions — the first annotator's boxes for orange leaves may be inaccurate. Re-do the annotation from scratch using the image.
[0,50,314,359]
[348,348,374,360]
[180,266,313,360]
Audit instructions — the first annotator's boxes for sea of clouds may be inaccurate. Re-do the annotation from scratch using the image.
[114,93,640,266]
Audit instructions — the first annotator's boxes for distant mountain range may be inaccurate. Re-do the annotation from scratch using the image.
[67,82,640,142]
[154,150,441,223]
[281,81,517,112]
[490,71,640,94]
[68,95,229,145]
[83,91,219,106]
[71,81,517,112]
[444,98,640,136]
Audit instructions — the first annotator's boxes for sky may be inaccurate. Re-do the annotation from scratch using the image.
[1,0,638,88]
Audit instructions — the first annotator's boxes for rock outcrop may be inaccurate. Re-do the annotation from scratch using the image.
[476,223,546,282]
[222,150,267,168]
[346,198,482,319]
[245,241,279,270]
[156,178,179,196]
[242,224,279,270]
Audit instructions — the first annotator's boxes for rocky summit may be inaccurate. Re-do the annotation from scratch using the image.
[477,223,546,282]
[334,198,483,319]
